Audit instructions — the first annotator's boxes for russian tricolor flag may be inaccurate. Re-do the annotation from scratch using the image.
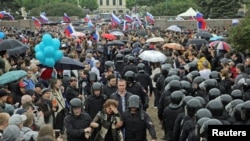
[3,12,14,20]
[84,14,91,22]
[146,12,154,25]
[40,12,49,23]
[111,13,121,25]
[125,14,133,23]
[32,16,42,28]
[63,13,71,23]
[64,24,75,37]
[0,11,6,19]
[196,11,206,30]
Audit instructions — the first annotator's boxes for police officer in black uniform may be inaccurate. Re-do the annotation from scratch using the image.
[83,71,98,98]
[121,95,157,141]
[135,63,154,96]
[64,98,92,141]
[114,53,125,75]
[124,71,149,111]
[122,56,138,78]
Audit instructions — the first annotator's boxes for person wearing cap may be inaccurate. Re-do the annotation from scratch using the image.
[1,124,21,141]
[36,88,57,126]
[0,89,11,113]
[12,80,27,105]
[34,83,44,103]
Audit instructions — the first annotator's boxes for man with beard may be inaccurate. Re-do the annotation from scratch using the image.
[103,74,117,99]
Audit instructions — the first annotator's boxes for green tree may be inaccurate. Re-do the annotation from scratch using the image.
[29,2,83,17]
[195,0,242,18]
[80,0,98,11]
[150,0,198,16]
[228,8,250,52]
[126,0,136,10]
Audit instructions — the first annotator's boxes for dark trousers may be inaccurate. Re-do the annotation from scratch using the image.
[154,88,160,107]
[54,109,65,133]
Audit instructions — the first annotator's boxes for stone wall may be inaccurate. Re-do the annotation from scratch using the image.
[155,19,236,30]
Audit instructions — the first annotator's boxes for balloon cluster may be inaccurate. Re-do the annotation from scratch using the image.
[35,34,63,67]
[0,32,5,39]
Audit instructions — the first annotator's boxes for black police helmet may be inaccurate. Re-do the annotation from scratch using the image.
[137,63,145,72]
[70,98,82,107]
[88,71,98,82]
[208,88,221,101]
[206,99,224,117]
[170,91,184,106]
[231,89,243,100]
[115,53,124,63]
[124,71,135,83]
[186,98,202,117]
[195,108,212,120]
[128,95,141,108]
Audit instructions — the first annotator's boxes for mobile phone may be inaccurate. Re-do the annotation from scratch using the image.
[55,129,61,138]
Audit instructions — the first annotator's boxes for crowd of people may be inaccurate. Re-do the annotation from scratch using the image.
[0,20,249,141]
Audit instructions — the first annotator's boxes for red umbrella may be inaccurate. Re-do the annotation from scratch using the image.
[101,33,116,40]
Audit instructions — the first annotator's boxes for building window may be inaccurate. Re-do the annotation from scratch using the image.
[113,0,116,5]
[106,0,109,5]
[119,0,122,5]
[118,10,123,13]
[100,0,103,5]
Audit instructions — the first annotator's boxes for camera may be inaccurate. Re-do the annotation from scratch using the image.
[54,129,61,138]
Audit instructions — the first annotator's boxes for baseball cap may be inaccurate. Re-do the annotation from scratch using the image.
[0,89,10,97]
[18,81,26,88]
[9,114,27,126]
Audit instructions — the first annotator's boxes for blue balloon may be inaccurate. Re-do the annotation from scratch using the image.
[0,32,5,39]
[34,45,40,52]
[39,42,46,52]
[52,38,60,50]
[35,51,45,62]
[54,51,63,61]
[44,46,55,57]
[45,58,55,67]
[42,34,52,46]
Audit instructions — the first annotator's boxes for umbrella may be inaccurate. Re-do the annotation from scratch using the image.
[196,32,213,39]
[7,45,29,56]
[107,40,125,46]
[163,43,185,50]
[138,50,167,63]
[0,70,27,85]
[101,33,116,40]
[166,25,181,32]
[209,41,231,51]
[186,39,209,50]
[146,37,164,43]
[109,31,124,36]
[38,57,84,70]
[209,36,224,41]
[71,32,86,38]
[0,39,27,51]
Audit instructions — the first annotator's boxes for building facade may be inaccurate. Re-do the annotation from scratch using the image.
[98,0,129,14]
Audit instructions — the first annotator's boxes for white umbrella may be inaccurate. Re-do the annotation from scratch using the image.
[166,25,181,32]
[146,37,164,43]
[109,31,124,36]
[138,50,166,63]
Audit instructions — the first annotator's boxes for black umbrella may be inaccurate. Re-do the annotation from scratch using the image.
[196,32,213,39]
[7,45,29,56]
[135,30,148,36]
[186,39,209,50]
[38,57,84,70]
[107,40,125,46]
[0,39,27,51]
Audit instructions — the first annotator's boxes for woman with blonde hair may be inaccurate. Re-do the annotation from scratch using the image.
[50,78,65,133]
[90,99,123,141]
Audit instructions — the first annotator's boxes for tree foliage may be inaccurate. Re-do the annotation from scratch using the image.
[195,0,242,18]
[228,7,250,52]
[150,0,198,16]
[29,2,84,17]
[80,0,98,11]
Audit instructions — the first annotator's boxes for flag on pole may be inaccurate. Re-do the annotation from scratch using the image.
[32,16,42,28]
[84,14,91,22]
[125,14,133,23]
[111,13,121,27]
[63,13,71,23]
[146,12,154,25]
[196,11,206,30]
[64,24,75,37]
[40,12,49,23]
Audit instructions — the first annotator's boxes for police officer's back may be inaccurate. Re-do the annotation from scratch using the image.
[122,56,138,78]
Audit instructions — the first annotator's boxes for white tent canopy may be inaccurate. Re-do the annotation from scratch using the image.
[177,7,197,17]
